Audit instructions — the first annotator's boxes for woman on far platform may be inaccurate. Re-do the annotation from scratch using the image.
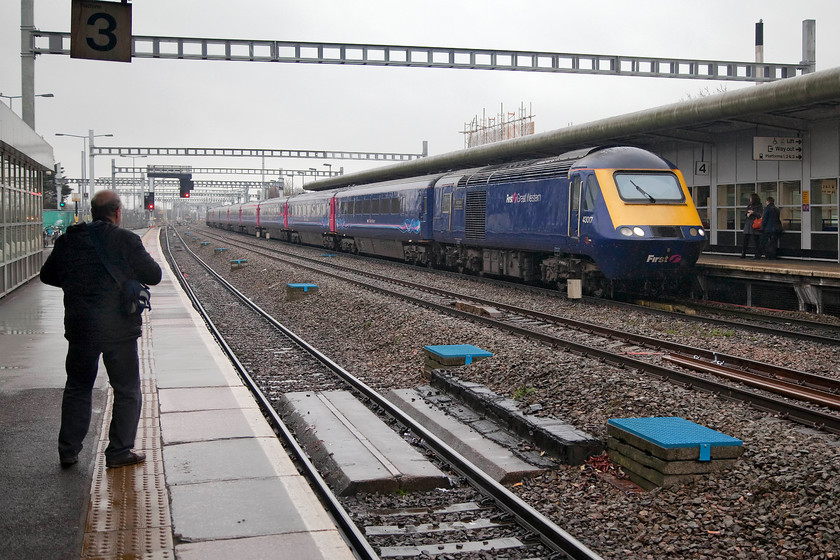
[741,193,763,258]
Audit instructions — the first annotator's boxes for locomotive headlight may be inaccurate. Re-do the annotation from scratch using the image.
[698,228,705,237]
[689,227,698,236]
[619,227,633,237]
[633,226,645,237]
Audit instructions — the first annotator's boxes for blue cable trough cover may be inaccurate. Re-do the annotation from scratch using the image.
[424,344,493,365]
[287,283,318,292]
[608,417,742,461]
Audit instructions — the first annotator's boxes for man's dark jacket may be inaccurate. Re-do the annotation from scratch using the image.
[761,202,783,234]
[40,221,162,343]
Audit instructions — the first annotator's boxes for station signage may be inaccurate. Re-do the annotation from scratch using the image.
[70,0,132,63]
[753,137,803,161]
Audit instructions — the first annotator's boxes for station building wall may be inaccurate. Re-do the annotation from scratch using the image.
[0,104,54,298]
[656,118,840,261]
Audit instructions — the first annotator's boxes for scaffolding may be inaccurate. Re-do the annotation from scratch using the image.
[462,103,535,149]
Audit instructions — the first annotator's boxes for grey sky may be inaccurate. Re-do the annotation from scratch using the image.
[2,0,840,186]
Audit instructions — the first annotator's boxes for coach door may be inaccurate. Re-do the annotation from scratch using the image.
[568,173,582,239]
[329,197,337,232]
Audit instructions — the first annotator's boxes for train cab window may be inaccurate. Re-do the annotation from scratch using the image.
[614,172,685,203]
[583,175,598,211]
[391,197,401,214]
[371,198,380,214]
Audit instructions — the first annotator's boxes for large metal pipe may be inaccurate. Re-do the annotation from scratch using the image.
[305,65,840,192]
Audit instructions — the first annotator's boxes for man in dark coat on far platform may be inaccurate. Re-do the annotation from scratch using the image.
[40,190,161,468]
[758,196,783,260]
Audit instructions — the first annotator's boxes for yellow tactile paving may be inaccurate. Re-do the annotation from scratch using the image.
[81,319,174,560]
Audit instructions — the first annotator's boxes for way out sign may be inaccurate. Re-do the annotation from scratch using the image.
[70,0,132,63]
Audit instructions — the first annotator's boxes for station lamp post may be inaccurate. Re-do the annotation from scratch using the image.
[55,131,113,218]
[0,92,53,115]
[323,163,332,176]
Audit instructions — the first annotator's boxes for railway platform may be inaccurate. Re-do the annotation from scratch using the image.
[695,253,840,315]
[0,228,354,560]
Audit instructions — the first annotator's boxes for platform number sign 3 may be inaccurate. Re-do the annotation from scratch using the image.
[70,0,132,63]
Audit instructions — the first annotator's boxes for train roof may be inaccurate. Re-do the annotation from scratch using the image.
[331,174,442,197]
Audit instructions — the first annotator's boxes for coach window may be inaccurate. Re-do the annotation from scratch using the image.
[354,200,363,214]
[583,175,597,211]
[371,197,380,214]
[391,197,401,214]
[363,199,371,214]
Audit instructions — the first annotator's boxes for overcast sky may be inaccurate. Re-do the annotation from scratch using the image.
[2,0,840,189]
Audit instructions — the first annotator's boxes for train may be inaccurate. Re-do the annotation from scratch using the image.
[206,146,707,295]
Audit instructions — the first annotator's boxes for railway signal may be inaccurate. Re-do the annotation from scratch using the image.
[144,192,154,211]
[179,177,194,198]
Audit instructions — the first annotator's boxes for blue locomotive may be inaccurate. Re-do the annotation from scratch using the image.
[206,146,707,294]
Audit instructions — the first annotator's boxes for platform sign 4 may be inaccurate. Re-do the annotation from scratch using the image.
[70,0,132,63]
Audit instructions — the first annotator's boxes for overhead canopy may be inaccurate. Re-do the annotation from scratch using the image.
[305,66,840,191]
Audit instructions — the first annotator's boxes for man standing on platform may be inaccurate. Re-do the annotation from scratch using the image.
[40,190,161,468]
[758,196,783,260]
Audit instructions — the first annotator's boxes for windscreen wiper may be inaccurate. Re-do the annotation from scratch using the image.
[630,180,656,203]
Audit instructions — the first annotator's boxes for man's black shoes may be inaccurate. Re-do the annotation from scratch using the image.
[106,450,146,468]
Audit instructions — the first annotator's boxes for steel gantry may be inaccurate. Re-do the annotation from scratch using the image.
[31,31,812,83]
[112,166,344,177]
[92,144,427,161]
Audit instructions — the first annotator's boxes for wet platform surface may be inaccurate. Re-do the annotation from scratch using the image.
[0,228,354,560]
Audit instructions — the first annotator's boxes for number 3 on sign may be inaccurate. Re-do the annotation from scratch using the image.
[70,0,132,63]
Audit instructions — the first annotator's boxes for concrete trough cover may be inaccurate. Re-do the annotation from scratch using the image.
[280,391,449,495]
[424,344,493,366]
[387,388,543,483]
[286,283,319,301]
[607,417,743,461]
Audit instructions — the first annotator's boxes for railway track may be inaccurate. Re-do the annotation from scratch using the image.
[165,227,602,560]
[189,227,840,434]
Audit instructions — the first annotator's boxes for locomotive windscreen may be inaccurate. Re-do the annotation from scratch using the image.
[614,172,685,204]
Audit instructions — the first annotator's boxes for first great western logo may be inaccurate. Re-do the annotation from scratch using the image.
[505,192,542,204]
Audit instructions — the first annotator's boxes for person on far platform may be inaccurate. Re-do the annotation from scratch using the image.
[757,196,783,260]
[741,193,763,258]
